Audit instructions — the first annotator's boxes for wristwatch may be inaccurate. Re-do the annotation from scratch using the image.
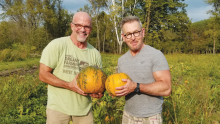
[134,83,140,93]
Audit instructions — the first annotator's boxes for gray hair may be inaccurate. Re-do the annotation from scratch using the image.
[120,16,142,31]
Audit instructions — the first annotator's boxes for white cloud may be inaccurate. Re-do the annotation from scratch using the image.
[187,5,212,22]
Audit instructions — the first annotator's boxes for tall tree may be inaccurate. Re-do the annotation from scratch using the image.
[106,0,124,54]
[205,0,220,54]
[43,0,72,39]
[88,0,106,52]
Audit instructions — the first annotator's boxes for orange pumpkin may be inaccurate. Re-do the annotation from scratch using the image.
[77,66,107,94]
[105,73,131,96]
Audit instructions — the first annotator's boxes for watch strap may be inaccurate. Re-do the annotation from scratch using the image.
[135,83,140,93]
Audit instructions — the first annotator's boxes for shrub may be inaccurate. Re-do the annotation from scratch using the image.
[0,49,12,61]
[0,49,28,62]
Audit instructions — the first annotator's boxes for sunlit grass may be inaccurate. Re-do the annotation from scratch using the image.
[163,54,220,123]
[0,58,40,71]
[0,53,220,123]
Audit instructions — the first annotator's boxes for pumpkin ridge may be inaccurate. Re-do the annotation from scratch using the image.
[77,66,106,94]
[105,73,130,96]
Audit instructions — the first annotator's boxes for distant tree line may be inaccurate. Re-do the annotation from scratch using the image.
[0,0,219,55]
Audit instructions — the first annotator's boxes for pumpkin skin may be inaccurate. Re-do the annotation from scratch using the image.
[77,66,107,94]
[105,73,131,96]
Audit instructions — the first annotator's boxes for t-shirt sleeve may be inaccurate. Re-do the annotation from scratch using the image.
[40,40,59,69]
[152,51,169,72]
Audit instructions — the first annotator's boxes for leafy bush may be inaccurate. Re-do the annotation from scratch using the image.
[0,49,28,61]
[0,49,12,61]
[0,43,35,62]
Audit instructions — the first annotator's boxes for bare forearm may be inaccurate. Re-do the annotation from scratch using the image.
[140,81,171,96]
[39,71,70,89]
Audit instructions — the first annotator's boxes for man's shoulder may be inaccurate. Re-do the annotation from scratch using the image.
[118,51,130,61]
[87,43,100,54]
[45,36,70,49]
[143,45,163,55]
[143,45,159,52]
[50,36,70,44]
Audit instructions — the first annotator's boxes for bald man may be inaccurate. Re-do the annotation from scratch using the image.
[39,12,102,124]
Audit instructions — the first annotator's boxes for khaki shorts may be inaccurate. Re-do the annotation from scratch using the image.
[46,108,94,124]
[122,111,162,124]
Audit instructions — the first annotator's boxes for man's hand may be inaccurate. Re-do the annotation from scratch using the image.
[115,79,136,97]
[90,93,103,99]
[68,74,87,96]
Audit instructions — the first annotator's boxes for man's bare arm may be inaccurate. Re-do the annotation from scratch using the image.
[39,63,87,96]
[115,70,171,96]
[140,70,171,96]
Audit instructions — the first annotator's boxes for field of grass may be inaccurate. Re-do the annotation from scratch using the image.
[0,57,40,71]
[0,53,219,123]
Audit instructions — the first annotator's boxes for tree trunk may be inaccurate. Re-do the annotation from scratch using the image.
[96,17,100,51]
[213,36,216,54]
[110,0,124,54]
[144,0,151,43]
[103,28,107,53]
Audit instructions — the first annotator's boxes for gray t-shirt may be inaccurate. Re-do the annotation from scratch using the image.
[118,45,169,117]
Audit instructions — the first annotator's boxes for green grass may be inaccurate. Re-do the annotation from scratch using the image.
[0,58,40,71]
[0,53,220,123]
[164,54,220,123]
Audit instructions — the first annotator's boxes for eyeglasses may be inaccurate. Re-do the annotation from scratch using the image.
[124,29,142,39]
[72,22,92,31]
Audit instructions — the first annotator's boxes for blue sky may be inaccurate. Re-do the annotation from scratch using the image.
[62,0,213,23]
[184,0,212,22]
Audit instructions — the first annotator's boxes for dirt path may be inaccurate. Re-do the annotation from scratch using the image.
[0,65,39,77]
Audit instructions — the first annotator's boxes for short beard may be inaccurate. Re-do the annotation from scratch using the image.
[77,37,87,42]
[78,39,86,42]
[77,31,87,42]
[129,42,144,52]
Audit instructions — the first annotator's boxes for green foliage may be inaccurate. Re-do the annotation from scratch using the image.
[163,54,220,123]
[188,18,220,54]
[101,53,121,76]
[0,72,47,123]
[0,49,12,61]
[0,49,29,62]
[0,58,39,72]
[0,44,33,62]
[0,0,72,52]
[0,53,220,123]
[1,0,220,54]
[93,92,125,124]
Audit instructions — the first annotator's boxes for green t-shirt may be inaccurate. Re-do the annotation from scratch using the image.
[40,36,102,115]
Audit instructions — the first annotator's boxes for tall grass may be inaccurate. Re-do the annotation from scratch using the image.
[0,53,219,123]
[0,71,47,123]
[163,54,220,123]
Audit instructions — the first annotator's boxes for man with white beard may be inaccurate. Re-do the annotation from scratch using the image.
[39,12,102,124]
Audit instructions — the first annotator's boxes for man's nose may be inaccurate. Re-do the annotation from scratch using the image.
[131,34,136,40]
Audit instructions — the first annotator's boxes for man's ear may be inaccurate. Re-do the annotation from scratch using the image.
[121,33,126,42]
[70,23,74,31]
[142,28,145,37]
